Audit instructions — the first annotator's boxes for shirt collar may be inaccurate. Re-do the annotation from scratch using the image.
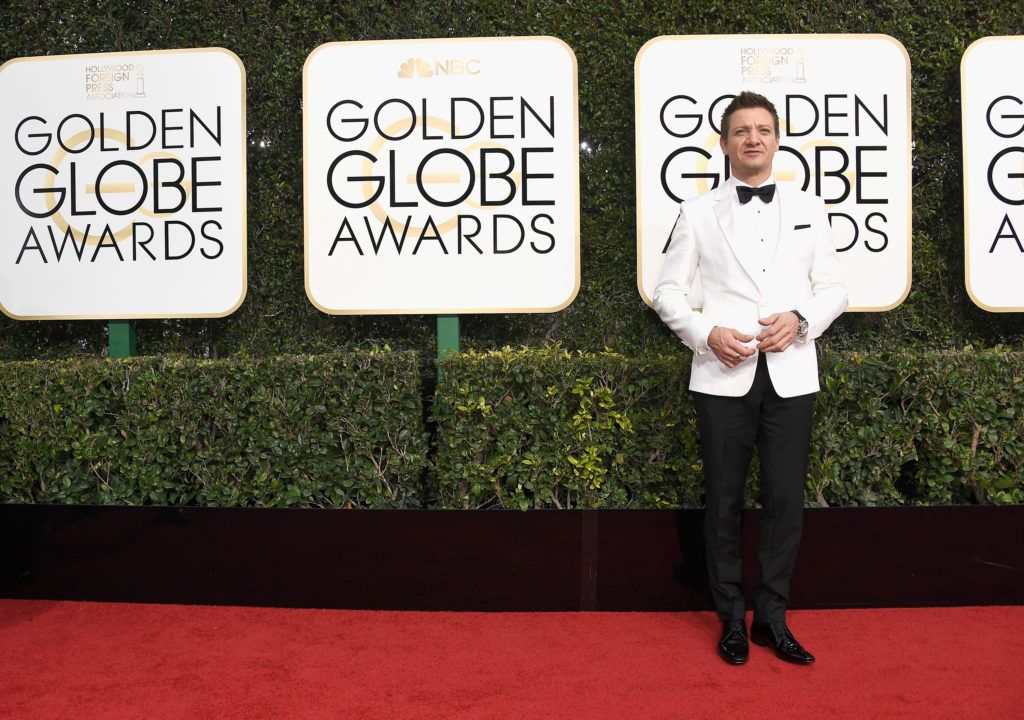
[731,176,774,190]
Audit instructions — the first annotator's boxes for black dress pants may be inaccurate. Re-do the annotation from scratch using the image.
[692,351,815,624]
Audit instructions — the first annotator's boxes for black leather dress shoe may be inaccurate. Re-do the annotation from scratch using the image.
[717,620,749,665]
[750,622,815,664]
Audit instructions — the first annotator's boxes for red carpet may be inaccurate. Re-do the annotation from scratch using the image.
[1,601,1021,719]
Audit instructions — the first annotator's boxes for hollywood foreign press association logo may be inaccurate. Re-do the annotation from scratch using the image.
[739,46,807,84]
[83,61,148,100]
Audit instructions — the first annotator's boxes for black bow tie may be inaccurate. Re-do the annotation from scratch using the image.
[736,184,776,205]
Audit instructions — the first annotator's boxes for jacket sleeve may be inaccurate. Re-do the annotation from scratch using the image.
[653,203,716,354]
[794,195,849,342]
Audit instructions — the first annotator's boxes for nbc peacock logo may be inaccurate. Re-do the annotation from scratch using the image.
[397,57,481,78]
[397,58,433,79]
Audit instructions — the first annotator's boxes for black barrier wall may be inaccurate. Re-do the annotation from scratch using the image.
[3,505,1022,610]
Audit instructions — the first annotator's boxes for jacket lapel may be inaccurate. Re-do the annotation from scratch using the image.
[713,179,762,291]
[764,183,793,276]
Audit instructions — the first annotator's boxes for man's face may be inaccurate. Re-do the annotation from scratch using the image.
[719,107,779,182]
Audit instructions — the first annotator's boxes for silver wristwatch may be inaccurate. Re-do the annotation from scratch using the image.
[791,309,809,340]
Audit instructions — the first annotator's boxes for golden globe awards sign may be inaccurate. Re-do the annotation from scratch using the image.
[303,37,579,314]
[0,48,247,320]
[961,37,1024,312]
[635,35,912,311]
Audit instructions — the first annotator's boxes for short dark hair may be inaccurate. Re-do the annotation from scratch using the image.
[720,91,780,138]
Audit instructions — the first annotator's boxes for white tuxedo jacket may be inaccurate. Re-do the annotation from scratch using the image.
[653,179,848,398]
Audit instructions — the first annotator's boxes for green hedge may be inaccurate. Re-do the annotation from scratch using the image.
[432,348,1024,509]
[433,348,701,510]
[3,347,1019,509]
[0,351,428,507]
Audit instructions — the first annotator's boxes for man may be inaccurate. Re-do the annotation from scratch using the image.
[653,91,848,665]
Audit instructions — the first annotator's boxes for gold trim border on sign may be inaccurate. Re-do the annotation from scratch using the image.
[302,35,581,316]
[0,46,248,321]
[634,33,913,313]
[961,35,1024,313]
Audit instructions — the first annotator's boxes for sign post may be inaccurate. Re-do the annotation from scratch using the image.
[436,315,460,378]
[108,321,136,358]
[436,315,460,360]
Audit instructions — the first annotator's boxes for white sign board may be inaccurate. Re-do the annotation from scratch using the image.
[961,36,1024,312]
[636,34,912,311]
[303,37,579,314]
[0,48,247,319]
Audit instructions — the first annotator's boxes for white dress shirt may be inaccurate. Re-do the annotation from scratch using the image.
[694,179,781,353]
[732,179,781,279]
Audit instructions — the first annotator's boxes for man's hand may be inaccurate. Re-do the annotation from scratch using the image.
[708,326,756,368]
[756,312,800,353]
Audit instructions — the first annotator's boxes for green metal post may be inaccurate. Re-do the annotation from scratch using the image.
[109,321,136,358]
[436,315,460,378]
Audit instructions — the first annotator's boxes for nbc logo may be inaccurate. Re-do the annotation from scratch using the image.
[398,58,433,78]
[397,58,481,78]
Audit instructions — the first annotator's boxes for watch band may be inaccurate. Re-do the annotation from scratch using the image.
[791,309,809,339]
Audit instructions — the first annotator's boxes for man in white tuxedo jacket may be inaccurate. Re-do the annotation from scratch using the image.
[654,92,848,666]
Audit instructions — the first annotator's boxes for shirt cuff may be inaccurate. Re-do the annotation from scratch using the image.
[696,325,714,355]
